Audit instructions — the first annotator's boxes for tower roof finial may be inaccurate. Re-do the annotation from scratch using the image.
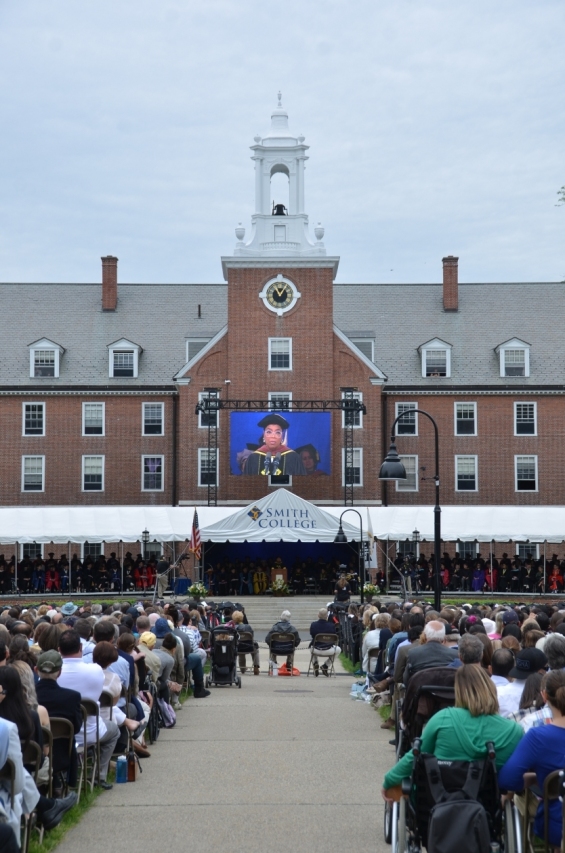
[277,91,282,107]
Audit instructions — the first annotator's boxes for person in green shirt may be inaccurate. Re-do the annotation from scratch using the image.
[382,664,523,796]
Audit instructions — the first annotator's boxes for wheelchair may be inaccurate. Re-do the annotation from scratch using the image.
[395,667,456,760]
[384,737,521,853]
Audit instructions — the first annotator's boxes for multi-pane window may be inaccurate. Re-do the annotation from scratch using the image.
[33,350,55,377]
[517,543,539,560]
[455,456,478,491]
[198,391,219,428]
[82,403,104,436]
[83,543,102,559]
[504,349,526,377]
[83,456,104,491]
[21,543,42,559]
[112,351,134,377]
[198,448,218,486]
[342,448,362,487]
[143,403,164,435]
[351,339,374,361]
[515,455,537,491]
[515,403,536,435]
[268,392,292,411]
[455,403,477,435]
[395,402,417,435]
[22,456,44,492]
[23,403,45,436]
[142,456,164,491]
[425,350,447,377]
[458,542,478,560]
[342,391,362,428]
[396,455,418,492]
[269,338,292,370]
[187,339,210,362]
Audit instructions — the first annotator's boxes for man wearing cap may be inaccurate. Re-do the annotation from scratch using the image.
[35,651,83,788]
[498,648,548,717]
[243,414,307,475]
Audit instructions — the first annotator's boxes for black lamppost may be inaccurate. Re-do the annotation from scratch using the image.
[334,508,365,603]
[379,410,442,612]
[142,529,150,561]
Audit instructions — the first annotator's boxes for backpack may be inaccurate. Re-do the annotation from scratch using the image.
[423,755,491,853]
[156,697,177,728]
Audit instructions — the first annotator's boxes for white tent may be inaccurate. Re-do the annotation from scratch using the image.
[367,506,565,543]
[0,506,195,544]
[200,489,365,543]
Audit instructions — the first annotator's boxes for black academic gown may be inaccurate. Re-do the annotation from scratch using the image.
[244,447,306,475]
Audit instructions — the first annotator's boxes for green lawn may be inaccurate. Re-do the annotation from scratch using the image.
[29,784,105,853]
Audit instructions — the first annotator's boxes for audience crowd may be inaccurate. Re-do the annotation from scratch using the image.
[0,596,218,850]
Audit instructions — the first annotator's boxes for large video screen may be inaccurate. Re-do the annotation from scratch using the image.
[230,411,331,476]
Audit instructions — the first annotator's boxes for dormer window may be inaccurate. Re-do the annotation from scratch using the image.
[28,338,64,379]
[495,338,530,378]
[418,338,452,378]
[108,338,142,379]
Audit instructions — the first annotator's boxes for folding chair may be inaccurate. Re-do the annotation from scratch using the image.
[99,689,115,721]
[236,631,255,673]
[41,725,54,798]
[522,769,565,853]
[199,629,211,650]
[268,632,298,676]
[77,701,101,795]
[21,740,42,852]
[49,717,75,799]
[306,633,339,677]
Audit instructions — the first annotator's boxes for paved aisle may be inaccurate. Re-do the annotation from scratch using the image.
[55,647,394,853]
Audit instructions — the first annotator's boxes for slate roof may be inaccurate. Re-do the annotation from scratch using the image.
[0,280,562,389]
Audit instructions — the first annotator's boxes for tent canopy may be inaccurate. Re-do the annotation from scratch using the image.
[200,489,365,543]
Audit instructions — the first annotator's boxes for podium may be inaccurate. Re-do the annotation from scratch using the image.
[272,567,288,584]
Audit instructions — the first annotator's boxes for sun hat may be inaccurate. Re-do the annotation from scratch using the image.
[60,603,78,616]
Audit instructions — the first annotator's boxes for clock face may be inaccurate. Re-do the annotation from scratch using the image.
[266,281,293,309]
[259,276,301,315]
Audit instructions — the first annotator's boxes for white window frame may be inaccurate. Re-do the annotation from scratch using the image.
[82,542,103,560]
[198,448,219,488]
[455,455,478,492]
[268,392,293,411]
[22,402,45,437]
[495,339,530,378]
[82,402,105,437]
[186,339,211,363]
[268,337,292,371]
[396,455,418,492]
[516,543,540,560]
[342,391,363,428]
[142,402,165,436]
[108,339,141,379]
[457,541,480,559]
[341,448,363,487]
[21,455,45,493]
[141,455,165,492]
[515,455,538,493]
[19,543,44,559]
[514,402,537,437]
[198,391,219,429]
[419,339,452,378]
[395,402,418,436]
[351,338,374,362]
[28,338,64,379]
[82,455,105,492]
[454,402,477,437]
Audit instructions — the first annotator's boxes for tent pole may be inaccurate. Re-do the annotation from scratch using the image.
[490,540,493,593]
[120,541,124,597]
[15,542,18,594]
[68,541,71,596]
[543,541,546,595]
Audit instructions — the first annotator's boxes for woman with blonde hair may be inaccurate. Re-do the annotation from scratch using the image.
[382,665,523,797]
[362,612,392,675]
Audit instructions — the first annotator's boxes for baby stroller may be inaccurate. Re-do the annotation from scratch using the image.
[206,625,242,688]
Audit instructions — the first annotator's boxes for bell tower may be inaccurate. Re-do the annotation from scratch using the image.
[228,94,329,261]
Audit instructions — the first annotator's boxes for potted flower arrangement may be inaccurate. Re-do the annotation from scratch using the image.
[270,578,290,596]
[363,582,379,602]
[187,581,208,600]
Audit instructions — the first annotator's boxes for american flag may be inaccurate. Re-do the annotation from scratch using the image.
[189,509,201,560]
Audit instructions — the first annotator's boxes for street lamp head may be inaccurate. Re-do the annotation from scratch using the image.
[142,528,150,545]
[378,441,407,481]
[334,524,348,543]
[412,528,421,543]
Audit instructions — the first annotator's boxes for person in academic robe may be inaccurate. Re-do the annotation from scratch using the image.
[243,414,307,476]
[294,443,327,476]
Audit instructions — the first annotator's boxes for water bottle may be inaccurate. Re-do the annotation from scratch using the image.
[127,747,136,782]
[273,662,279,677]
[116,756,127,783]
[490,843,500,853]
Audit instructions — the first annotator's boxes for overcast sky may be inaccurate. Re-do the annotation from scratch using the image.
[0,0,563,285]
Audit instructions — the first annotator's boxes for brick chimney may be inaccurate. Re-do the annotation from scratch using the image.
[101,255,118,311]
[442,255,458,311]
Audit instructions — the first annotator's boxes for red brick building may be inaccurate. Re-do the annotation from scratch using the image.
[0,97,562,565]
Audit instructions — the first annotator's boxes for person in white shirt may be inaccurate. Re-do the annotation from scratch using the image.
[497,647,548,718]
[489,647,515,689]
[57,629,119,788]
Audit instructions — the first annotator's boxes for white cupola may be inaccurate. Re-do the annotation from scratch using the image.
[231,94,327,259]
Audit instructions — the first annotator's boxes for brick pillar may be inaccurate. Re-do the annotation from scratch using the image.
[442,255,458,311]
[101,256,118,311]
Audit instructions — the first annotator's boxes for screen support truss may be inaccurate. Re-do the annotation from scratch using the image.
[195,395,367,506]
